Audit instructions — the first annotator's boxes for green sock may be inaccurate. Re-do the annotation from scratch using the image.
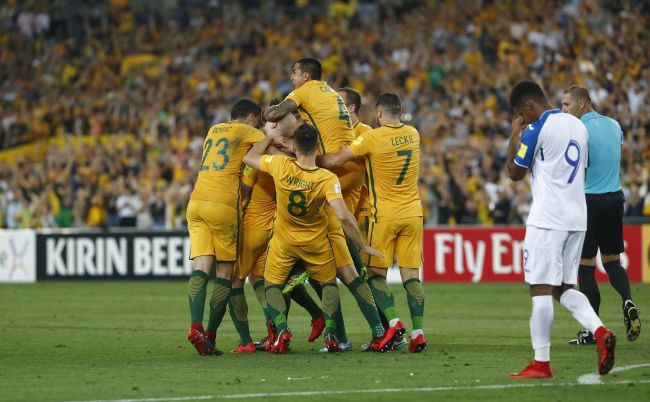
[228,288,252,345]
[404,278,424,330]
[347,238,365,273]
[332,299,348,343]
[321,284,340,337]
[347,277,385,337]
[291,285,323,319]
[368,275,398,321]
[188,270,209,325]
[265,285,288,332]
[206,277,231,333]
[252,279,273,323]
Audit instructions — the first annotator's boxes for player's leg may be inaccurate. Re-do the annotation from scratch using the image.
[229,275,254,353]
[325,217,354,348]
[319,281,342,353]
[206,261,233,348]
[302,243,347,353]
[185,199,217,355]
[511,226,558,379]
[555,230,616,375]
[290,283,325,342]
[227,229,257,353]
[264,237,295,354]
[366,221,399,324]
[203,202,238,352]
[358,213,389,329]
[396,217,426,352]
[600,191,640,341]
[572,194,601,345]
[249,241,277,349]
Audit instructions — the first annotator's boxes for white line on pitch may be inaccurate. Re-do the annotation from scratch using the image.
[577,363,650,385]
[65,379,650,402]
[63,396,213,402]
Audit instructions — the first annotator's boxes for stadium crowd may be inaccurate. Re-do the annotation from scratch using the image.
[0,0,648,229]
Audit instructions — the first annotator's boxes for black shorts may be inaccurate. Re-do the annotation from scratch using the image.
[581,190,625,259]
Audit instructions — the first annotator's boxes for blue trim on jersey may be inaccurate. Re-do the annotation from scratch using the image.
[514,109,561,169]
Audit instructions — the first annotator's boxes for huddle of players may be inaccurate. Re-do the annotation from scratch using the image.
[185,57,427,355]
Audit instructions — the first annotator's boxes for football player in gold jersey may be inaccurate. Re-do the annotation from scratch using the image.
[320,93,427,353]
[229,113,327,353]
[337,87,372,249]
[243,124,396,353]
[185,99,265,356]
[264,59,372,350]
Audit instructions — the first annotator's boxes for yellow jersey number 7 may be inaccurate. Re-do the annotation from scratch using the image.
[396,150,412,185]
[200,137,230,171]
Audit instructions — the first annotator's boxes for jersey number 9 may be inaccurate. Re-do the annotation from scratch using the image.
[564,140,581,184]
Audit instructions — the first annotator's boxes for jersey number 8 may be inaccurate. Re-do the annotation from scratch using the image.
[287,191,308,217]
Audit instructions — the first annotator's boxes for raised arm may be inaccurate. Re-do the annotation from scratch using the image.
[264,99,298,123]
[506,116,528,181]
[328,198,383,258]
[243,136,279,170]
[318,147,355,170]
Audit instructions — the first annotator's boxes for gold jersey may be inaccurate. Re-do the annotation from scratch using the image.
[353,120,373,218]
[286,80,355,154]
[241,166,276,231]
[259,155,342,245]
[190,122,265,207]
[348,123,422,222]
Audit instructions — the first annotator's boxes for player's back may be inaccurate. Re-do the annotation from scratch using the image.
[524,110,589,231]
[287,80,355,154]
[191,121,265,207]
[359,124,422,222]
[261,155,341,245]
[354,121,373,138]
[581,111,623,194]
[241,166,276,231]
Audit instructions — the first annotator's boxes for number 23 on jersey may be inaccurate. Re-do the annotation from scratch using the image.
[200,137,230,171]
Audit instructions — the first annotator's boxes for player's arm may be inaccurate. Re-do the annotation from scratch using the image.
[318,147,355,170]
[243,135,284,170]
[240,166,258,199]
[264,99,298,123]
[328,198,383,258]
[506,116,528,181]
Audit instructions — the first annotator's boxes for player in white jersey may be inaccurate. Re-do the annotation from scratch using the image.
[505,81,616,379]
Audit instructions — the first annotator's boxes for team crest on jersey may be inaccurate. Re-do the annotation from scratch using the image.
[334,183,341,194]
[264,155,274,163]
[352,137,364,145]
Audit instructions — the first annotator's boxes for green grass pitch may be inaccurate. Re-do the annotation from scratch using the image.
[1,281,649,402]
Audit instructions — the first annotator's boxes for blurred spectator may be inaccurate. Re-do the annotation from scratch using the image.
[0,1,648,228]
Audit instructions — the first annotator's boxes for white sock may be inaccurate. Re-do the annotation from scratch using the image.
[411,329,423,338]
[560,289,604,334]
[530,295,553,362]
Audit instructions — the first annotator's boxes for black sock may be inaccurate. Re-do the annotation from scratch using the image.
[291,285,322,319]
[603,260,632,303]
[578,265,600,315]
[309,278,323,300]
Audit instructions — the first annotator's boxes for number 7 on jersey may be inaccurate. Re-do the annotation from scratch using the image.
[396,150,412,185]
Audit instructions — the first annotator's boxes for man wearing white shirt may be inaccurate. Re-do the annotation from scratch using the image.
[505,80,616,379]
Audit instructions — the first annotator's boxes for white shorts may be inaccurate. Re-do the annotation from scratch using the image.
[523,226,586,286]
